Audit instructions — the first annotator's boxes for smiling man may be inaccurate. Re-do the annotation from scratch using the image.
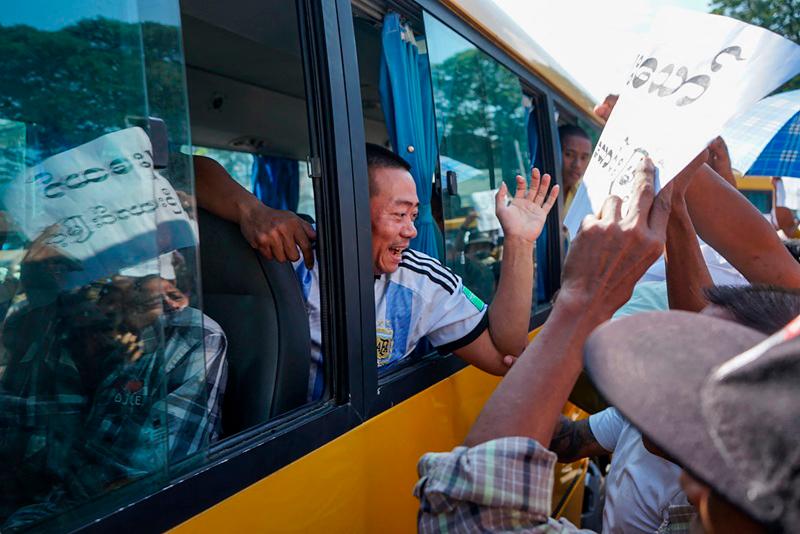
[194,143,558,400]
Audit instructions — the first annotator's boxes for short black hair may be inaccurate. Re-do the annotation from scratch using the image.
[365,143,412,197]
[558,124,590,144]
[704,284,800,335]
[365,143,411,172]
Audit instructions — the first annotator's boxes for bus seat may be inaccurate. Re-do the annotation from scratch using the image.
[197,207,311,437]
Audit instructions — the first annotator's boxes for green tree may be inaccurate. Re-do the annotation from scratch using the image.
[710,0,800,92]
[0,18,188,164]
[431,48,529,196]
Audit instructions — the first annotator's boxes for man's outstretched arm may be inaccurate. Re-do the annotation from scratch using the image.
[683,163,800,288]
[452,169,558,373]
[193,155,316,268]
[464,156,690,448]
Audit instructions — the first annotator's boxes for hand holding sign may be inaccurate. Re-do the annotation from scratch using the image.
[565,9,800,237]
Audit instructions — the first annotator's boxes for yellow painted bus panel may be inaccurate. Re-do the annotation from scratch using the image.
[173,366,501,533]
[736,175,773,191]
[174,329,589,533]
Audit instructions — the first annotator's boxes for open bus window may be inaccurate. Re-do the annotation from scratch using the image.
[352,6,548,381]
[181,0,324,434]
[0,0,222,530]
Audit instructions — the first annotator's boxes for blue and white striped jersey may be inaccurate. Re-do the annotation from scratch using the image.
[294,248,488,401]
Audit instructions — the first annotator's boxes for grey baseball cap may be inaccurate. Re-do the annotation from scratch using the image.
[584,311,800,532]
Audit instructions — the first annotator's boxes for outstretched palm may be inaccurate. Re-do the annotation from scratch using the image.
[495,168,559,244]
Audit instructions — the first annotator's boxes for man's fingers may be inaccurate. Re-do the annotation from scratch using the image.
[647,186,673,238]
[271,241,287,263]
[503,355,517,368]
[303,221,317,240]
[526,168,541,202]
[624,156,656,226]
[514,174,527,199]
[533,173,551,206]
[542,184,560,214]
[593,94,619,121]
[495,182,508,212]
[598,195,623,221]
[295,229,315,269]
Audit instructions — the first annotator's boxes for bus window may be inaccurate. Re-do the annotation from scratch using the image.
[424,13,532,305]
[0,0,214,530]
[181,0,323,435]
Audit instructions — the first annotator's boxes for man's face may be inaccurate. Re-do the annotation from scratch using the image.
[369,166,419,275]
[561,135,592,191]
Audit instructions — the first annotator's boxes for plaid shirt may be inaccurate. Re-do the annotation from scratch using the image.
[416,437,697,533]
[415,437,594,533]
[0,305,227,531]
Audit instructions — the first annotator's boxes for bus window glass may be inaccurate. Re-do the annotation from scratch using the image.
[181,0,322,434]
[0,0,215,530]
[425,13,531,305]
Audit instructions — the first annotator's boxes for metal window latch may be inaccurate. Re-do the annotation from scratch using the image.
[307,156,322,179]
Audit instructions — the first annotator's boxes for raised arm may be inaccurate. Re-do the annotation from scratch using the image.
[193,155,316,268]
[452,168,558,373]
[464,156,697,447]
[684,163,800,288]
[665,151,713,312]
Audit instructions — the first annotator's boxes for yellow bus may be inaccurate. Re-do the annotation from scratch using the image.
[0,0,602,531]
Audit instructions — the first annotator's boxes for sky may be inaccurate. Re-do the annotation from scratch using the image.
[491,0,711,102]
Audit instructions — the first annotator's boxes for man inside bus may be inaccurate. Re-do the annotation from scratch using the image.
[415,154,800,533]
[194,143,558,400]
[558,124,592,214]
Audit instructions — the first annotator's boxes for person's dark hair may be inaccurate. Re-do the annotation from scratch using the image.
[365,143,411,196]
[365,143,411,172]
[704,284,800,335]
[558,124,590,145]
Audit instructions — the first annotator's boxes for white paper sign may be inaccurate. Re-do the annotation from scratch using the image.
[470,189,501,232]
[565,9,800,236]
[3,127,197,288]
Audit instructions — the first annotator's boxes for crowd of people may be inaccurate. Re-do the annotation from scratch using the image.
[194,91,800,532]
[3,82,799,531]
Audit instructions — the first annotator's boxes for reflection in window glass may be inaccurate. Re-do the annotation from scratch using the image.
[192,146,254,189]
[425,13,531,305]
[0,1,221,530]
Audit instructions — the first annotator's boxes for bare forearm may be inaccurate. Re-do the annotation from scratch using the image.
[686,165,800,287]
[487,236,535,356]
[666,197,712,312]
[549,415,608,463]
[194,155,259,225]
[465,293,608,447]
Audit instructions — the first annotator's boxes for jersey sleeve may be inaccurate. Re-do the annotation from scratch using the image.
[588,407,626,453]
[421,267,488,353]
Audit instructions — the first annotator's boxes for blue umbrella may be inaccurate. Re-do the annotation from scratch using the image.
[722,89,800,178]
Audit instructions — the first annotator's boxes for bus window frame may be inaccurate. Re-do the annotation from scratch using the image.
[75,0,372,531]
[65,0,601,530]
[371,1,572,404]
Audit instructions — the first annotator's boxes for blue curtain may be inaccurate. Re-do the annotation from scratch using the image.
[379,13,440,259]
[251,155,299,212]
[528,109,549,304]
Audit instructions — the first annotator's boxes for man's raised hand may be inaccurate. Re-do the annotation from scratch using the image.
[495,168,559,244]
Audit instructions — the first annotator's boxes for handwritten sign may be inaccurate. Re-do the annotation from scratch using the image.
[565,9,800,236]
[3,127,197,288]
